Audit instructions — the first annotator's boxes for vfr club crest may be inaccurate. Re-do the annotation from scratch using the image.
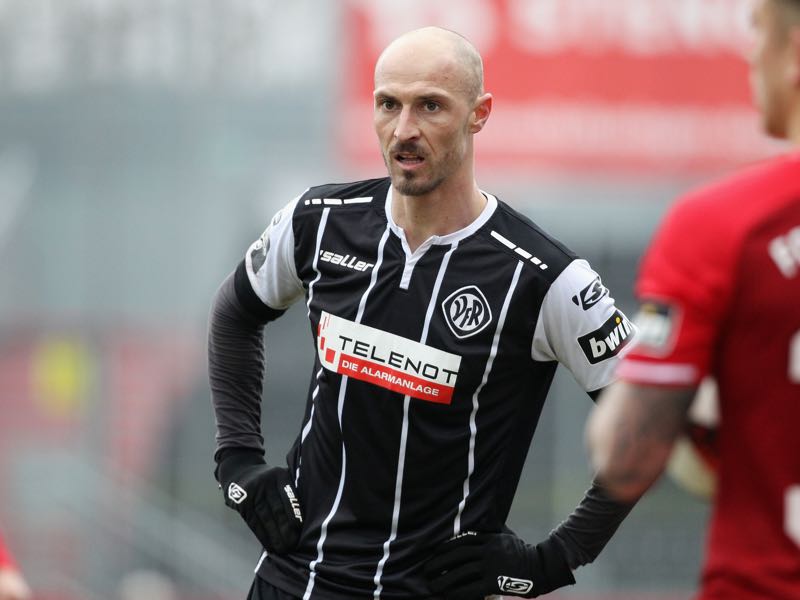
[442,285,493,339]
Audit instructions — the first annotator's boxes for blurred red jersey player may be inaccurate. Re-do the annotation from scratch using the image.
[587,0,800,598]
[0,534,31,600]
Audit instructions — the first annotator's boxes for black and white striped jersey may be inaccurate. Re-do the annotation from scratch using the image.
[233,177,634,599]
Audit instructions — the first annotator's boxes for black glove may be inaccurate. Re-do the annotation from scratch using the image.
[424,531,575,599]
[216,448,303,554]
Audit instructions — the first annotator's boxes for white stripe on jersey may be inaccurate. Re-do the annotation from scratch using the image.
[255,550,267,573]
[490,230,516,249]
[295,367,324,487]
[453,260,524,536]
[295,210,331,493]
[306,208,331,318]
[491,230,549,270]
[303,224,392,600]
[303,197,373,206]
[372,241,460,599]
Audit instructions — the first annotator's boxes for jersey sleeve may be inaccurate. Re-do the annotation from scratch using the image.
[532,259,636,393]
[617,194,736,386]
[244,196,305,310]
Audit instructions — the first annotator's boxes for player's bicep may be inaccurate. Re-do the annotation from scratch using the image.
[619,199,735,386]
[245,196,304,310]
[532,259,635,393]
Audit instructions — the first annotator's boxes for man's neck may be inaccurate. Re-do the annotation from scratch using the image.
[391,180,487,252]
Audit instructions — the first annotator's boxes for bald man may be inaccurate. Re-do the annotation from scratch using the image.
[210,27,636,600]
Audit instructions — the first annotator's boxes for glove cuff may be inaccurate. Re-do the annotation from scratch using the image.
[534,536,576,593]
[215,446,266,484]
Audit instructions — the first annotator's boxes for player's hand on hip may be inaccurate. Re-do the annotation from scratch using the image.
[424,531,575,599]
[216,448,303,554]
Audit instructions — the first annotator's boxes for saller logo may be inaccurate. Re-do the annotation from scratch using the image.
[497,575,533,594]
[283,485,303,523]
[319,249,374,272]
[441,285,493,339]
[227,482,247,505]
[578,310,634,364]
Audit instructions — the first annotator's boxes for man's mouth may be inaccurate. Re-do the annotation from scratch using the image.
[394,152,424,165]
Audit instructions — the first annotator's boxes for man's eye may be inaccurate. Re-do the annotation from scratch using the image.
[380,99,396,110]
[423,101,439,112]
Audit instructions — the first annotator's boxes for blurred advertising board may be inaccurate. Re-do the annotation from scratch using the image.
[339,0,782,175]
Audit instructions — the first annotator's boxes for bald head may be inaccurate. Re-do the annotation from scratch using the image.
[375,27,484,102]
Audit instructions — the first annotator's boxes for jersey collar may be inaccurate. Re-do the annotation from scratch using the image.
[384,186,498,248]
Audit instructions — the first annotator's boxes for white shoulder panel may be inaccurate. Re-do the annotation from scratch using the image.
[244,196,304,310]
[532,259,636,392]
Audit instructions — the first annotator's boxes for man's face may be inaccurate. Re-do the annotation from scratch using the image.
[748,0,796,138]
[373,48,477,197]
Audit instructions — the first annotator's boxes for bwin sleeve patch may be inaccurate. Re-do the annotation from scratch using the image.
[532,259,636,392]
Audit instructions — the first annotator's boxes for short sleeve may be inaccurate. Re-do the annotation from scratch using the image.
[618,195,736,386]
[244,196,305,310]
[532,259,636,393]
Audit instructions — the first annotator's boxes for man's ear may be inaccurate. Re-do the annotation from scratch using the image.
[470,93,493,134]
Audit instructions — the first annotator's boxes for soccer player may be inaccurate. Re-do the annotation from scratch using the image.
[210,27,637,600]
[586,0,800,597]
[0,534,31,600]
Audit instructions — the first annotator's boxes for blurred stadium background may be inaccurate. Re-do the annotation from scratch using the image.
[0,1,785,598]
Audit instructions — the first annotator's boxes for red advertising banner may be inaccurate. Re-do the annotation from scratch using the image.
[339,0,784,175]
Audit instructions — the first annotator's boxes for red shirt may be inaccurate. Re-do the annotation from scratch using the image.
[619,153,800,599]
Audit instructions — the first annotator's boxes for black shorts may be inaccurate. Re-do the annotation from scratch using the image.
[246,575,301,600]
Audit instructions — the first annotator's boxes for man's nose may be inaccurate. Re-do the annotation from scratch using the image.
[394,106,420,141]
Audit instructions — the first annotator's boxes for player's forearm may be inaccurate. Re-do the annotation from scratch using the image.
[549,479,636,568]
[586,381,694,501]
[208,270,269,457]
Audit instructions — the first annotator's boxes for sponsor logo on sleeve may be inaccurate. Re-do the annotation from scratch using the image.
[571,276,609,310]
[497,576,534,595]
[631,300,679,356]
[767,225,800,279]
[317,312,461,404]
[441,285,493,339]
[578,310,634,364]
[249,237,268,274]
[249,210,285,275]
